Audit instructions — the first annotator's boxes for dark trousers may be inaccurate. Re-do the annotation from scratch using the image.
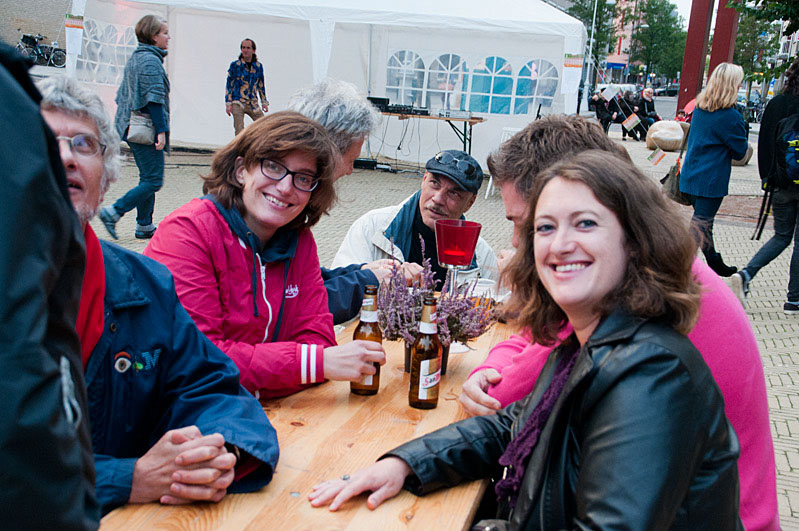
[690,195,726,262]
[113,140,164,226]
[742,187,799,301]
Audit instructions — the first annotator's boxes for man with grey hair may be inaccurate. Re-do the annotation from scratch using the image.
[289,78,379,179]
[290,79,415,323]
[38,76,279,515]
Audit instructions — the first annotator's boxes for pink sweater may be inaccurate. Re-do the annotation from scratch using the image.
[472,258,779,531]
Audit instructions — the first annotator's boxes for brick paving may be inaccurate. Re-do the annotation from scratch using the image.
[96,129,799,528]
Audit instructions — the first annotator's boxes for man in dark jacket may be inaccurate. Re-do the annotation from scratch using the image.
[290,79,420,323]
[38,75,279,514]
[0,42,100,529]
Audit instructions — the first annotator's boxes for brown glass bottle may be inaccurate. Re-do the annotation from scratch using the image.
[408,295,442,409]
[350,285,382,396]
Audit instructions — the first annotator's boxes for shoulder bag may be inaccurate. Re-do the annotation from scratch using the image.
[659,124,692,206]
[127,111,155,145]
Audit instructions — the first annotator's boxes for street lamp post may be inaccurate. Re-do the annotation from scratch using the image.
[578,0,615,113]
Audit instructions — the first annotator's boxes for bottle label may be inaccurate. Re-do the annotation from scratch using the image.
[360,373,373,386]
[418,321,437,334]
[360,310,378,323]
[362,297,374,307]
[418,358,440,399]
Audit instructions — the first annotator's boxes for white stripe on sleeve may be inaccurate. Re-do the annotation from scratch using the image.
[301,344,308,384]
[310,344,317,382]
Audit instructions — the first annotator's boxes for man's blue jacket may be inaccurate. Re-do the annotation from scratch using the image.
[87,242,279,513]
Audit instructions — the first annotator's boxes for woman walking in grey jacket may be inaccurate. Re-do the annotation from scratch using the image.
[100,14,170,240]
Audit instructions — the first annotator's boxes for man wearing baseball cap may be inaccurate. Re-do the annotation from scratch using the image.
[331,149,497,288]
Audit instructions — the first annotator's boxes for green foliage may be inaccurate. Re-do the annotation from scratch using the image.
[629,0,686,78]
[733,10,780,80]
[729,0,798,36]
[568,0,621,67]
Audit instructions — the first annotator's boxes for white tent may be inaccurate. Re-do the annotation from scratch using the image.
[79,0,586,165]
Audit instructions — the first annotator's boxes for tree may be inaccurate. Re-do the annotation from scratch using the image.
[628,0,686,80]
[568,0,620,79]
[733,10,780,79]
[730,0,798,36]
[730,0,797,82]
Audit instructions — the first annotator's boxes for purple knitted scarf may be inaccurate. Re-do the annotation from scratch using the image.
[494,343,580,508]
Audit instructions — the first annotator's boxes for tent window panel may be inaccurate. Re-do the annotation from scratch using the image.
[426,54,469,111]
[77,19,137,86]
[514,59,559,114]
[468,56,512,115]
[386,50,425,106]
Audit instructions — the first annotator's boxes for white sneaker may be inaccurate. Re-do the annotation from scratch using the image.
[731,272,748,307]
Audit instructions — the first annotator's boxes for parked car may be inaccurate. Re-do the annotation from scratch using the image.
[654,83,679,96]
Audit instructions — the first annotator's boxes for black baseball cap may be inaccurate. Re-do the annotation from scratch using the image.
[425,150,484,194]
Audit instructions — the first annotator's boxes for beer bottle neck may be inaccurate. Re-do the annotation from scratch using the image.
[360,290,378,323]
[418,303,437,334]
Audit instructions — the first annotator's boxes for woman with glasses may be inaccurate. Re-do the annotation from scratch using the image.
[144,112,386,398]
[100,14,171,240]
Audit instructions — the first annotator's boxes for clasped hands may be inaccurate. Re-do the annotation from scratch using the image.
[130,425,237,505]
[362,258,423,285]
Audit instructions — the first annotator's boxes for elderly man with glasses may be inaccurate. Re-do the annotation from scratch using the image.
[37,75,278,515]
[332,150,498,288]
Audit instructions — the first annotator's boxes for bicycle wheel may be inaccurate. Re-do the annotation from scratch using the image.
[51,49,66,68]
[18,45,37,60]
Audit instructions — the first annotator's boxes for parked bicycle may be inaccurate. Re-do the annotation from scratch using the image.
[16,33,67,68]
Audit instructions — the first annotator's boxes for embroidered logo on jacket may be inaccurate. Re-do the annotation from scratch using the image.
[285,284,299,298]
[113,349,161,373]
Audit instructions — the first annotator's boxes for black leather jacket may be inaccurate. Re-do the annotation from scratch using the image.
[0,42,99,529]
[389,309,742,530]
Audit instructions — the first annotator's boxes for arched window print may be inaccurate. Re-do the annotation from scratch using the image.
[426,54,469,111]
[76,19,138,85]
[386,50,425,106]
[515,59,559,114]
[469,56,513,114]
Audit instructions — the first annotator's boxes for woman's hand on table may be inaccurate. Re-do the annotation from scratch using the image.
[308,457,411,511]
[129,425,235,505]
[324,340,386,381]
[459,369,503,417]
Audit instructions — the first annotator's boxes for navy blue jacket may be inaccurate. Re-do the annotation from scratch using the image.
[322,264,379,324]
[680,106,749,198]
[87,242,279,513]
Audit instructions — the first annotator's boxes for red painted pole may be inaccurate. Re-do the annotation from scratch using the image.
[677,0,715,112]
[708,3,740,76]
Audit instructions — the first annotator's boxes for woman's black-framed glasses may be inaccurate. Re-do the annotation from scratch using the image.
[260,159,320,192]
[435,151,476,177]
[55,134,106,157]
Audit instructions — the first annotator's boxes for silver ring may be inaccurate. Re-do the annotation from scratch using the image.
[341,474,350,481]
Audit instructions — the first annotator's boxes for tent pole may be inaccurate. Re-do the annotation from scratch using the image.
[367,24,373,96]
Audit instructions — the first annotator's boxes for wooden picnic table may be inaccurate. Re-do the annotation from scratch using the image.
[100,321,514,530]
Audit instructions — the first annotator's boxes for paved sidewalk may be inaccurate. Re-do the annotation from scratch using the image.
[96,130,799,528]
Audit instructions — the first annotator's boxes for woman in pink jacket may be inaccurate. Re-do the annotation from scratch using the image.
[144,112,385,398]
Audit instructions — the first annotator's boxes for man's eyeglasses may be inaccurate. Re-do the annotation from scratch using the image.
[55,134,106,157]
[260,159,320,192]
[435,151,477,177]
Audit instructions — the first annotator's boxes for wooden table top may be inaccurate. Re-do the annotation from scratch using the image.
[100,322,513,530]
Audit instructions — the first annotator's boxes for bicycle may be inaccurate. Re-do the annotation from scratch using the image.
[15,32,67,68]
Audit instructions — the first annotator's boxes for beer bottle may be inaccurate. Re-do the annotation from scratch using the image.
[350,285,382,396]
[408,295,442,409]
